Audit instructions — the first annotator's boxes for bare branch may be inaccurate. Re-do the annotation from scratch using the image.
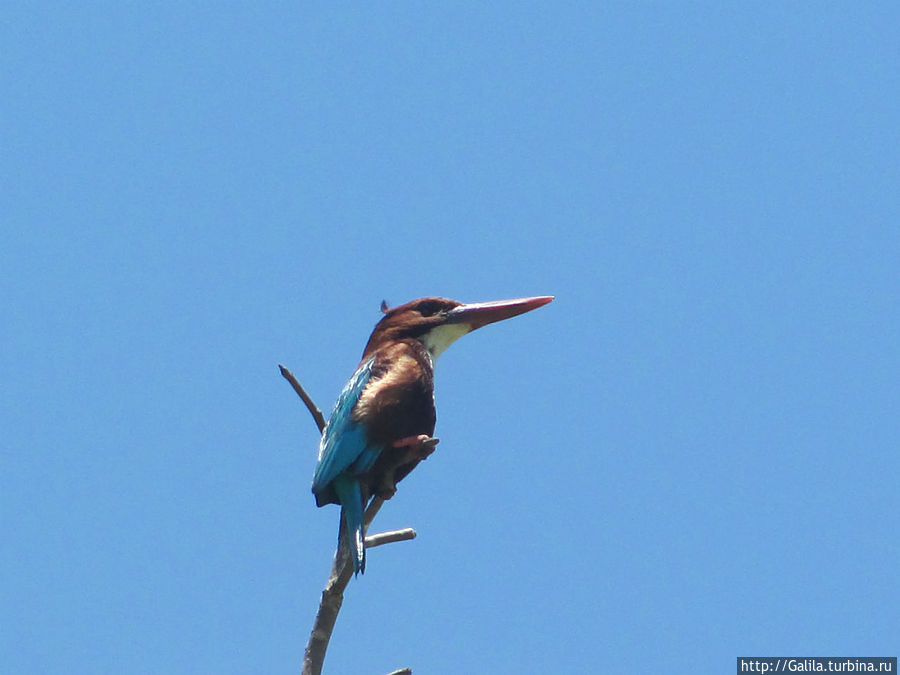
[364,496,384,527]
[303,528,354,675]
[365,528,417,548]
[302,499,406,675]
[279,364,327,433]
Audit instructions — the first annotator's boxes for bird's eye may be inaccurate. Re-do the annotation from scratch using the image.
[417,301,441,317]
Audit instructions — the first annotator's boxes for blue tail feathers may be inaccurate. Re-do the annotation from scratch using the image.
[333,475,365,574]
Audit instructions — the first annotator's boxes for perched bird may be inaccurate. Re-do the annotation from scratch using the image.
[312,295,553,574]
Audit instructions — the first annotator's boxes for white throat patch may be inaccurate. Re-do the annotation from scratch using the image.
[422,323,471,360]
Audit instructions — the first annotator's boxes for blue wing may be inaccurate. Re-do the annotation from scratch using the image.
[312,356,382,495]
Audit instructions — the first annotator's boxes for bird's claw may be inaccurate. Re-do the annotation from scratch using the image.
[392,434,440,460]
[376,435,441,499]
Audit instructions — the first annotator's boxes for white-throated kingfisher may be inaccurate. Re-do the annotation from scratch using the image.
[312,295,553,574]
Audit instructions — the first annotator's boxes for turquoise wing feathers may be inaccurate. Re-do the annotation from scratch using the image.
[312,357,380,495]
[312,356,380,573]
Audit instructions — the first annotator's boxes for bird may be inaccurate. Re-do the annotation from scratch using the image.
[312,295,553,574]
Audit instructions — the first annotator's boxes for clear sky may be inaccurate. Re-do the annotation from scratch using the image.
[2,4,898,673]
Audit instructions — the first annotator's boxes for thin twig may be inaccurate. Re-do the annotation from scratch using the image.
[365,528,417,548]
[279,364,327,433]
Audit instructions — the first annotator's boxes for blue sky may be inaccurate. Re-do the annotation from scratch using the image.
[2,3,898,673]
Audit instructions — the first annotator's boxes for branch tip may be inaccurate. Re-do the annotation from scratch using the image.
[279,363,327,433]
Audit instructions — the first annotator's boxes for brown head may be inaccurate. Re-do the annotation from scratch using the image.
[361,295,554,361]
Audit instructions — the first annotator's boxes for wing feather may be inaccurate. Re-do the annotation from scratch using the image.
[311,357,379,495]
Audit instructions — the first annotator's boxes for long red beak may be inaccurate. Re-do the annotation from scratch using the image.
[445,295,554,330]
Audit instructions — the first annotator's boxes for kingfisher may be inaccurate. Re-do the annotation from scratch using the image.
[312,295,553,574]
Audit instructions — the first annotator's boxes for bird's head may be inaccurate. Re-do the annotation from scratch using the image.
[361,295,554,361]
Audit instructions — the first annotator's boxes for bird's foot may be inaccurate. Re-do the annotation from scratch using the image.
[392,434,440,460]
[375,436,441,499]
